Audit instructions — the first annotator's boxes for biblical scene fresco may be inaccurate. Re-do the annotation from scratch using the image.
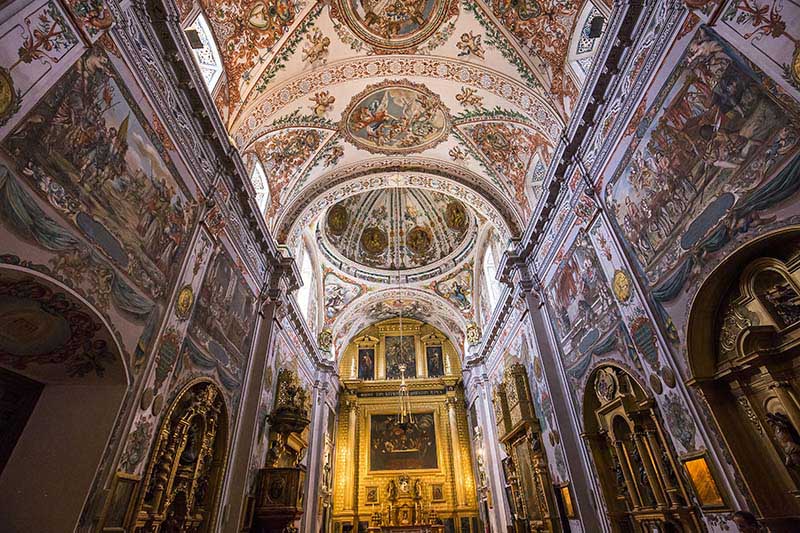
[606,28,800,290]
[370,412,438,470]
[324,271,365,322]
[546,233,619,380]
[460,121,550,216]
[322,189,473,273]
[332,0,456,50]
[186,251,258,397]
[2,49,195,301]
[342,81,450,154]
[385,335,417,379]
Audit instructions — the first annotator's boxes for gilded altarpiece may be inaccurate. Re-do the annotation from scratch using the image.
[332,319,478,532]
[493,363,559,533]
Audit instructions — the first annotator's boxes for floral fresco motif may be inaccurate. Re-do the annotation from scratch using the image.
[323,271,364,322]
[321,188,474,274]
[342,80,450,154]
[0,0,79,127]
[722,0,800,90]
[461,121,550,215]
[486,0,579,99]
[546,233,619,378]
[332,0,457,51]
[606,28,800,290]
[199,0,299,104]
[187,251,257,396]
[63,0,114,42]
[0,273,118,380]
[3,49,195,300]
[254,128,324,213]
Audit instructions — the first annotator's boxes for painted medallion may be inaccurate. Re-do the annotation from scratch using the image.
[334,0,455,51]
[342,80,450,154]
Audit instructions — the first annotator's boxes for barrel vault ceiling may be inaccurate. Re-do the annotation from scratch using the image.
[175,0,605,355]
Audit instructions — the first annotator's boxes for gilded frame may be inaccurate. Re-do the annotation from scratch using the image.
[555,481,576,519]
[679,451,729,511]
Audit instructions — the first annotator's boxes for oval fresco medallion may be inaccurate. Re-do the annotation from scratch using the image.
[326,204,349,236]
[407,226,432,255]
[342,80,450,154]
[333,0,456,51]
[361,226,388,255]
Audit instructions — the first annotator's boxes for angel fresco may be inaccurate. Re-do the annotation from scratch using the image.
[344,83,448,154]
[359,0,429,39]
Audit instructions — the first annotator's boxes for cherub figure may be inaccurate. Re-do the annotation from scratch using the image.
[457,32,485,59]
[302,29,330,65]
[309,91,335,117]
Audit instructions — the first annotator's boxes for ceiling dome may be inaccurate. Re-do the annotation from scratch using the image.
[319,188,477,282]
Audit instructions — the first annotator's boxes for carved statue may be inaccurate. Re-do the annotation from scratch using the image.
[767,412,800,468]
[412,478,422,500]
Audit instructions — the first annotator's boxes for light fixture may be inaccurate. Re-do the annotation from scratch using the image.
[393,186,415,431]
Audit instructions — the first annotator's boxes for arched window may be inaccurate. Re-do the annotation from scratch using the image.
[296,244,314,321]
[250,158,270,214]
[185,12,223,93]
[567,3,606,85]
[482,233,502,309]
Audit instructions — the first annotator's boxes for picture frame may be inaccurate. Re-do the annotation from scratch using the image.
[431,483,445,502]
[366,486,379,504]
[556,482,575,519]
[680,451,728,510]
[97,471,140,532]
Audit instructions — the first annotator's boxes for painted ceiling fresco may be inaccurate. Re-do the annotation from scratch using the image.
[176,0,605,354]
[320,188,476,277]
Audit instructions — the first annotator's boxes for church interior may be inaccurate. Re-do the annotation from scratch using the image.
[1,0,800,531]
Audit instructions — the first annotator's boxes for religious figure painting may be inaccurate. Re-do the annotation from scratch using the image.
[2,48,195,300]
[606,28,800,289]
[188,252,257,389]
[546,233,619,374]
[333,0,455,51]
[343,81,449,154]
[358,347,375,380]
[385,335,416,379]
[370,413,438,470]
[426,345,444,377]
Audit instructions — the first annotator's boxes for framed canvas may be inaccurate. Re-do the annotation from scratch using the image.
[680,452,727,510]
[385,335,416,379]
[369,412,437,470]
[98,471,140,531]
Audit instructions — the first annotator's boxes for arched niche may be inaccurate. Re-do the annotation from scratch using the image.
[0,266,130,532]
[132,379,229,532]
[686,227,800,528]
[582,365,700,532]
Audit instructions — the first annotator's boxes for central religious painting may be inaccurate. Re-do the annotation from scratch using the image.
[342,80,450,154]
[370,413,438,470]
[332,0,456,51]
[385,335,417,379]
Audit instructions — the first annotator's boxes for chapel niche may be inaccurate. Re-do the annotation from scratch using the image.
[132,380,228,533]
[492,362,560,532]
[583,366,700,532]
[687,230,800,530]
